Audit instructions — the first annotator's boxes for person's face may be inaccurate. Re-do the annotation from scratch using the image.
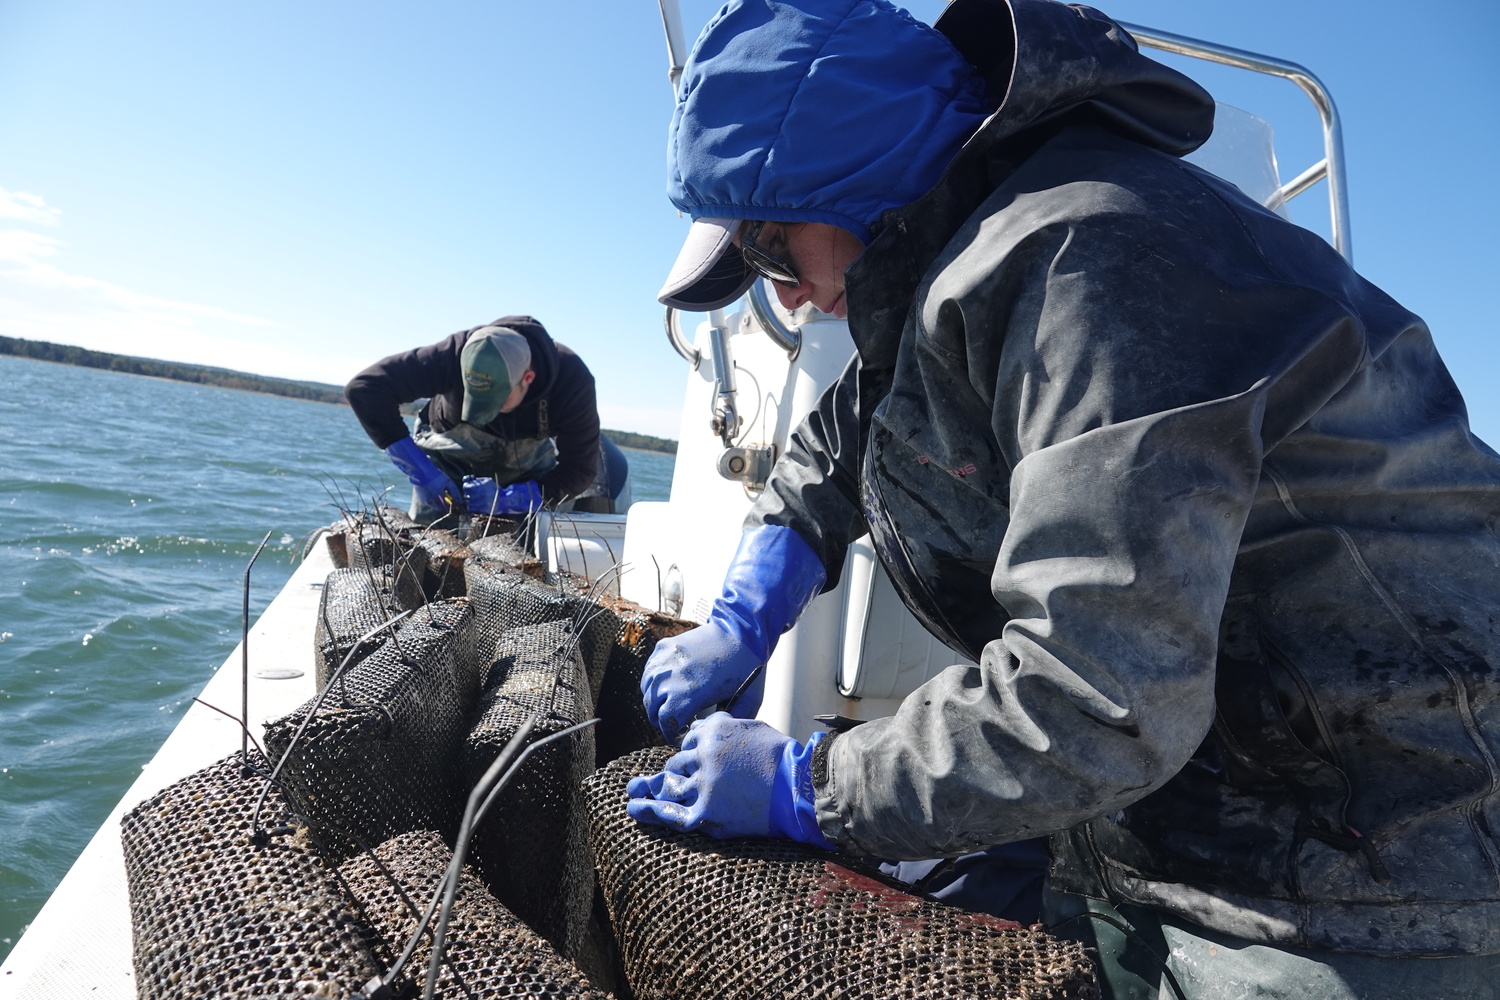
[498,368,536,414]
[740,221,864,319]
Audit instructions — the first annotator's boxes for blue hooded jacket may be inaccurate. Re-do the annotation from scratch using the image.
[668,0,993,241]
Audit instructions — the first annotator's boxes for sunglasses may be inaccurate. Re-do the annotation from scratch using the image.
[739,220,800,287]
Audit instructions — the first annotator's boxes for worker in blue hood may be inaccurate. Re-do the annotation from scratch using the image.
[631,0,1500,997]
[656,0,991,312]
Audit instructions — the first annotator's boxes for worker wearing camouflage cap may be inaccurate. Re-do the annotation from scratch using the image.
[347,316,628,522]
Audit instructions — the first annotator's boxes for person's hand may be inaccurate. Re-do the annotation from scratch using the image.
[462,475,499,514]
[641,623,762,742]
[461,478,542,516]
[386,437,460,511]
[493,480,543,515]
[640,525,826,741]
[626,712,832,847]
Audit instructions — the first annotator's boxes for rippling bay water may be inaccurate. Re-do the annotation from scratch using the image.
[0,354,673,959]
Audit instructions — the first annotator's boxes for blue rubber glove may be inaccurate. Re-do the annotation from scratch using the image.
[492,480,543,515]
[462,475,499,514]
[462,478,542,516]
[626,712,833,847]
[641,525,825,741]
[386,436,460,513]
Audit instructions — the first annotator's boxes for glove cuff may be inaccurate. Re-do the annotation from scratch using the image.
[386,436,441,480]
[769,731,834,850]
[710,525,827,663]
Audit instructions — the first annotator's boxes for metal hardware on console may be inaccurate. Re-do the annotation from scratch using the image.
[717,443,778,491]
[705,307,743,447]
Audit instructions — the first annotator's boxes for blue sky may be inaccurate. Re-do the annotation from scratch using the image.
[0,0,1495,442]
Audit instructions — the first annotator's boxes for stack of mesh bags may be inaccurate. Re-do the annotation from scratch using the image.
[313,561,427,688]
[462,620,598,965]
[322,506,416,569]
[122,753,614,998]
[265,600,480,857]
[339,507,426,581]
[464,548,617,703]
[315,507,430,686]
[586,749,1099,1000]
[464,536,695,766]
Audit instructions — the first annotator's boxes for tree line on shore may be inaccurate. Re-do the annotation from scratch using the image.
[0,334,677,454]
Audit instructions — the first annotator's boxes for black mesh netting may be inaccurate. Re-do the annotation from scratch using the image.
[411,527,472,600]
[337,829,611,999]
[324,507,417,569]
[264,600,478,859]
[464,621,596,962]
[341,508,421,573]
[314,566,426,689]
[466,532,534,571]
[121,751,383,999]
[133,505,1097,998]
[586,749,1100,1000]
[590,600,693,767]
[464,558,618,703]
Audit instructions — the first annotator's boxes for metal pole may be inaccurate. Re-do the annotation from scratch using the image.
[658,0,688,92]
[241,529,274,770]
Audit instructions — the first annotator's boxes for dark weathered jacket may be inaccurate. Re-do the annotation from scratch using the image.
[345,316,601,499]
[750,0,1500,956]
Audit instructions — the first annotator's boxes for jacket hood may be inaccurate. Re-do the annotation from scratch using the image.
[936,0,1214,165]
[667,0,1213,243]
[841,0,1215,369]
[667,0,992,241]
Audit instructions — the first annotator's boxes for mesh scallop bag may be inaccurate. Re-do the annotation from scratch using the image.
[462,552,694,767]
[464,621,597,961]
[586,748,1099,1000]
[343,508,421,572]
[313,566,426,689]
[410,526,473,600]
[264,600,478,858]
[465,558,617,702]
[467,530,533,568]
[337,829,611,1000]
[590,599,694,767]
[121,751,383,999]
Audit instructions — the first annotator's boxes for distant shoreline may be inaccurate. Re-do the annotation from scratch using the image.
[0,333,347,404]
[0,334,678,454]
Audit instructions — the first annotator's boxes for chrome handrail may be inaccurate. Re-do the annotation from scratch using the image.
[657,0,687,91]
[747,279,802,359]
[664,305,701,369]
[1119,22,1352,262]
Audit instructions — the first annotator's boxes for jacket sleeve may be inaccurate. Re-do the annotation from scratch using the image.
[344,333,467,449]
[814,192,1372,859]
[537,352,601,499]
[746,353,872,587]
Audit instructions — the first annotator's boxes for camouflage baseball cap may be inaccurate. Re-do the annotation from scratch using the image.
[459,325,532,425]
